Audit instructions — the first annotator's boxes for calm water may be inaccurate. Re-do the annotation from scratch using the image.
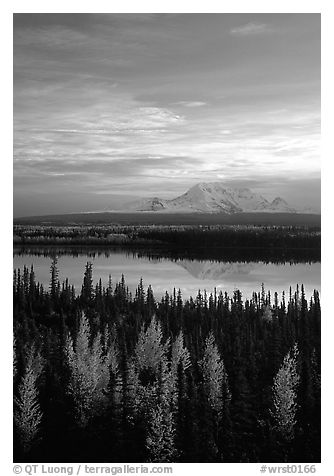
[13,248,321,301]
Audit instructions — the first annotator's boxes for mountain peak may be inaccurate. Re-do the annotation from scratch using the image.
[271,197,288,205]
[270,197,295,212]
[124,182,298,214]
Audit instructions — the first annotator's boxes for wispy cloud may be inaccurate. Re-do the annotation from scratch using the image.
[230,22,272,37]
[174,101,207,108]
[14,26,89,49]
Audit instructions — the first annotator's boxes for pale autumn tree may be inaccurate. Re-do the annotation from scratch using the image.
[14,345,44,454]
[272,343,300,441]
[133,316,170,415]
[146,401,178,462]
[64,313,111,427]
[311,348,321,395]
[133,316,180,461]
[200,332,231,416]
[134,315,170,380]
[123,357,141,427]
[171,331,191,374]
[263,304,273,323]
[13,334,17,379]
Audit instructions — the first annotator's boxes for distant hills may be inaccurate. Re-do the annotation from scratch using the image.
[14,211,321,227]
[122,182,308,214]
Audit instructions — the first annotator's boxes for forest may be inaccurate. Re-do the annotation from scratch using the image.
[13,224,320,262]
[13,261,321,463]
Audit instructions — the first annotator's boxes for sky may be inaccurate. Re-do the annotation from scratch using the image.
[13,13,321,216]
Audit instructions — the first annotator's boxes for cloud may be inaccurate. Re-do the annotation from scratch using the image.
[175,101,207,108]
[230,22,272,37]
[14,25,89,49]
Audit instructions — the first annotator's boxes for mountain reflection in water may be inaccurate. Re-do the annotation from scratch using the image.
[176,260,255,279]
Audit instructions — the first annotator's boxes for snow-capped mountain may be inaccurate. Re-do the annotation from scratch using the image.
[125,182,298,214]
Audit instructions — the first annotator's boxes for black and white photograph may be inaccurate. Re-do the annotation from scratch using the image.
[12,8,322,467]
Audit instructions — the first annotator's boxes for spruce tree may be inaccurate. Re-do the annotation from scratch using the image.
[81,262,94,303]
[49,257,59,299]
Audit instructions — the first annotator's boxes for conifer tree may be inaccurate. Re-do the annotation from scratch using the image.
[13,334,18,380]
[134,315,169,385]
[146,285,155,317]
[14,346,44,454]
[200,332,230,416]
[133,316,179,461]
[64,313,110,427]
[271,343,300,441]
[171,331,191,374]
[263,304,273,323]
[81,262,94,303]
[170,331,191,407]
[198,332,232,460]
[146,402,177,462]
[49,257,59,299]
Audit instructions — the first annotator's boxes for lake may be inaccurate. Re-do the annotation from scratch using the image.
[13,248,321,301]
